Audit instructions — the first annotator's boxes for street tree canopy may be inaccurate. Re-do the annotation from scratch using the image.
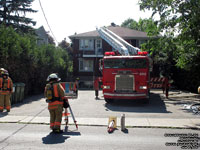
[0,0,37,33]
[0,25,72,95]
[121,18,159,36]
[139,0,200,70]
[137,0,200,92]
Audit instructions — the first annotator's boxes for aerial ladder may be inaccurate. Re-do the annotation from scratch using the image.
[96,27,141,56]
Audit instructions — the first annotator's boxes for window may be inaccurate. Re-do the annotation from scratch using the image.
[79,58,94,72]
[104,58,147,69]
[96,39,103,55]
[96,39,102,49]
[80,39,94,50]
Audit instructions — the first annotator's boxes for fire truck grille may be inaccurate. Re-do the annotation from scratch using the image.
[115,75,134,92]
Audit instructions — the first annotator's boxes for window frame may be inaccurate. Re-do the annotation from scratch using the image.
[79,58,94,72]
[79,38,94,50]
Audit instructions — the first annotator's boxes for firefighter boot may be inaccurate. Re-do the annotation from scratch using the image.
[53,129,63,134]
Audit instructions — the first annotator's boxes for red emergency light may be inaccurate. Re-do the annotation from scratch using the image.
[138,51,148,56]
[105,52,115,56]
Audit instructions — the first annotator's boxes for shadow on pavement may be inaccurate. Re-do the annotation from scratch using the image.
[104,93,171,113]
[165,97,200,115]
[42,129,81,144]
[42,132,70,144]
[0,112,9,117]
[11,94,44,108]
[122,128,129,134]
[64,126,81,136]
[165,97,199,105]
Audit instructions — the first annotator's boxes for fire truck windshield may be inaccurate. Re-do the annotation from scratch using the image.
[104,58,147,69]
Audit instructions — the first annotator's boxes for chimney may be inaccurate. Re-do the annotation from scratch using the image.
[111,22,116,27]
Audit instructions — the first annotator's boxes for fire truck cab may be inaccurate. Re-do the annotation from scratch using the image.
[101,52,150,103]
[96,27,151,103]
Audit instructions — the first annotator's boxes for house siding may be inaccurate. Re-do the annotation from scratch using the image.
[102,40,112,52]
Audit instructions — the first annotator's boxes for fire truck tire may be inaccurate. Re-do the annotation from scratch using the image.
[142,98,149,104]
[105,98,114,103]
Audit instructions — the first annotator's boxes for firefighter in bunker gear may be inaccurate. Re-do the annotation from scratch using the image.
[0,70,13,112]
[44,73,65,133]
[94,77,99,99]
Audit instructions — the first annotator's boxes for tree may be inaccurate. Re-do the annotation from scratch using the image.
[139,0,200,70]
[139,0,200,92]
[122,18,159,35]
[0,0,37,33]
[121,18,176,77]
[0,25,73,95]
[58,38,73,59]
[121,18,137,29]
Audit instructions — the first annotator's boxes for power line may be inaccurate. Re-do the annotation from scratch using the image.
[38,0,58,44]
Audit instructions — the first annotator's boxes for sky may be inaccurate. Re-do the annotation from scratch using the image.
[28,0,152,44]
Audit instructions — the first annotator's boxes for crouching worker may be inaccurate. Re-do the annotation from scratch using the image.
[44,73,65,133]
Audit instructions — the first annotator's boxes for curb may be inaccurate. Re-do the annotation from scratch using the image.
[0,116,199,130]
[0,121,200,130]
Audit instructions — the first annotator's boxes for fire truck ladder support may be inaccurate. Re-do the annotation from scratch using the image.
[96,27,140,55]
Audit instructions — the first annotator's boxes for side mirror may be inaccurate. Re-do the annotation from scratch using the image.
[99,59,103,73]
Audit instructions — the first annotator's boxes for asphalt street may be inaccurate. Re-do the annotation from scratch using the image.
[0,123,200,150]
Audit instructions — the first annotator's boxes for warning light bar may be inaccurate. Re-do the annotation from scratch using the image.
[138,51,148,56]
[105,52,115,56]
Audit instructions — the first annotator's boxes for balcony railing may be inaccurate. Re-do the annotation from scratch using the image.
[82,48,103,57]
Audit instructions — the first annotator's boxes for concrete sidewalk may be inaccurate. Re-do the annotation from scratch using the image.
[0,89,200,129]
[0,115,199,129]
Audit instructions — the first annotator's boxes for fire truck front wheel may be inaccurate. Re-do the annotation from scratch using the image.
[105,98,114,103]
[142,98,149,104]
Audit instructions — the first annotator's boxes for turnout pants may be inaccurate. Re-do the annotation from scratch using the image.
[95,90,99,98]
[0,94,11,112]
[48,104,63,130]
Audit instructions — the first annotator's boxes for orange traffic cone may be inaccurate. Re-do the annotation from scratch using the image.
[107,120,115,133]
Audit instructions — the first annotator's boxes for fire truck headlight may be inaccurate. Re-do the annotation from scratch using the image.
[139,86,147,89]
[103,85,111,89]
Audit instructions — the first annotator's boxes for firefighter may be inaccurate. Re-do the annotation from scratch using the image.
[44,73,65,133]
[163,77,169,98]
[94,77,99,99]
[0,70,13,112]
[75,78,79,97]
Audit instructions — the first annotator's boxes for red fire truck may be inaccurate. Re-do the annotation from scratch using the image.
[97,27,152,103]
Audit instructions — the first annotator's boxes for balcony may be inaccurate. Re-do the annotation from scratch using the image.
[83,48,103,58]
